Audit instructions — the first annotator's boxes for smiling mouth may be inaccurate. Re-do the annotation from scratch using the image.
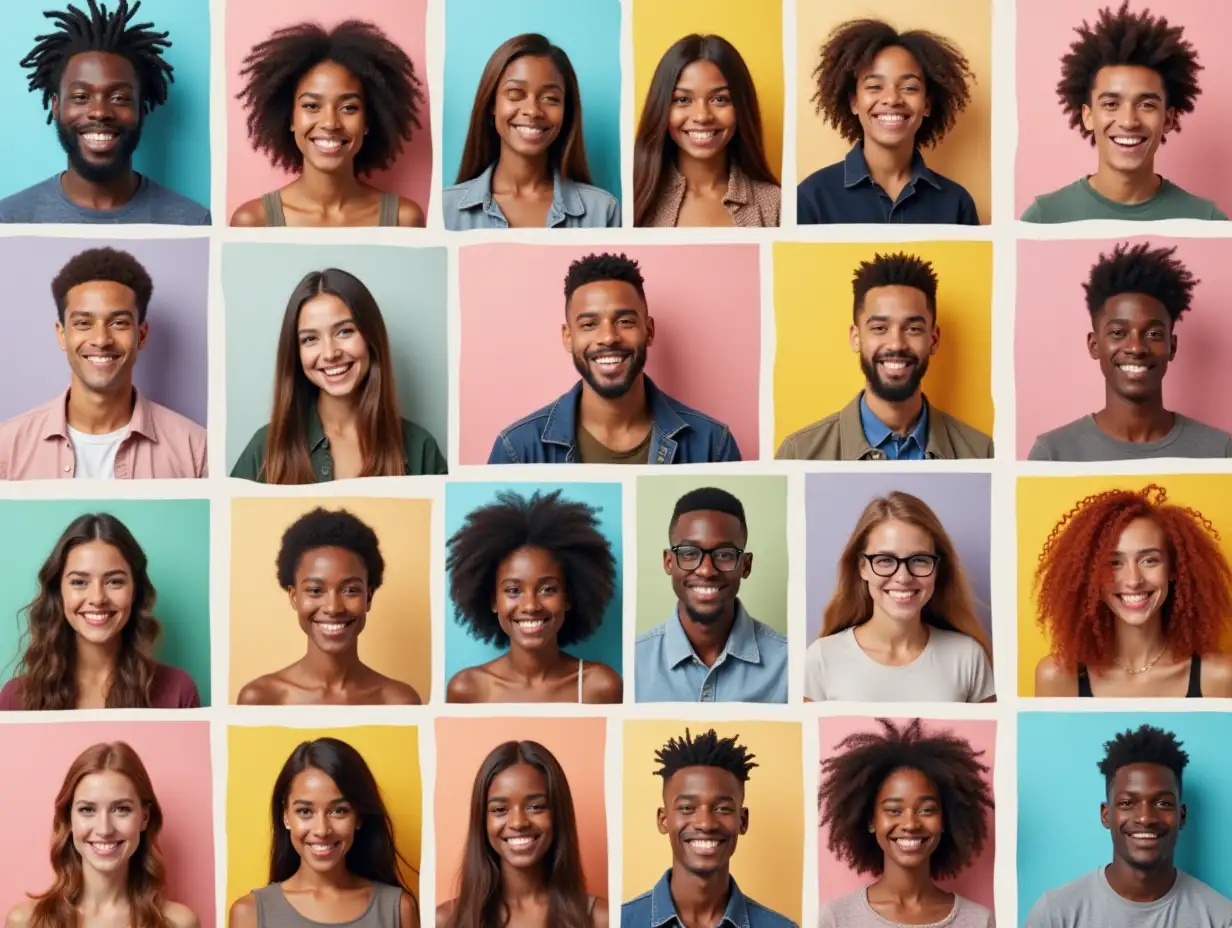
[1116,592,1154,609]
[79,129,119,152]
[1116,362,1151,375]
[80,610,117,627]
[891,836,929,853]
[877,357,916,378]
[685,837,725,855]
[313,618,356,636]
[685,129,722,142]
[885,590,919,604]
[504,834,540,850]
[319,362,355,379]
[512,617,549,634]
[84,354,120,366]
[305,840,341,856]
[89,840,122,855]
[512,125,550,140]
[688,583,723,601]
[874,113,909,127]
[1111,136,1148,149]
[1128,831,1162,843]
[590,351,631,372]
[310,137,347,153]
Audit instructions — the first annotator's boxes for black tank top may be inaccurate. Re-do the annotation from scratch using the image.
[1077,654,1202,697]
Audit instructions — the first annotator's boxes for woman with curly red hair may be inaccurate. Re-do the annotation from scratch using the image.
[1034,483,1232,697]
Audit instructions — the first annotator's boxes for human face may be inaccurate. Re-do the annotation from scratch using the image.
[1101,762,1184,870]
[1082,65,1172,176]
[297,293,372,400]
[664,510,751,626]
[56,281,146,397]
[849,46,929,151]
[667,59,736,162]
[1088,294,1175,403]
[859,520,938,623]
[871,767,943,873]
[53,51,143,182]
[486,763,554,870]
[851,286,937,403]
[492,545,569,651]
[70,770,147,874]
[289,547,370,654]
[493,55,565,160]
[658,766,747,877]
[563,280,654,400]
[1102,518,1171,627]
[283,767,358,872]
[61,540,135,648]
[292,61,366,174]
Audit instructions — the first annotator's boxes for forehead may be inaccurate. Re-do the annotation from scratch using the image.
[489,762,548,798]
[289,766,344,798]
[65,280,139,314]
[298,292,355,328]
[64,539,129,573]
[858,285,931,322]
[567,279,645,317]
[664,765,742,800]
[496,545,563,578]
[1111,762,1179,795]
[671,509,744,543]
[297,60,363,95]
[875,766,938,801]
[61,50,139,87]
[74,769,138,802]
[857,45,922,79]
[1115,516,1166,552]
[1091,64,1166,97]
[296,545,367,580]
[865,518,934,553]
[501,53,564,88]
[1093,292,1171,327]
[677,59,727,88]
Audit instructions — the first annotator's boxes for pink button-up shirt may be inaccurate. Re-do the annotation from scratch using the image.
[0,389,208,480]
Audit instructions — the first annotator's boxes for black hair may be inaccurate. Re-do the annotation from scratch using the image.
[1098,724,1190,795]
[1084,241,1198,323]
[22,0,174,123]
[654,728,758,788]
[275,507,385,592]
[852,251,939,321]
[669,487,747,537]
[51,246,154,324]
[563,252,646,306]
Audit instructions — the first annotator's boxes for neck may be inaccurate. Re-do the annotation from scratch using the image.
[66,383,134,434]
[501,860,548,901]
[317,390,360,433]
[861,138,914,183]
[860,610,929,654]
[675,601,737,667]
[61,165,139,210]
[873,861,937,903]
[296,164,366,209]
[863,389,924,436]
[578,375,650,431]
[668,863,730,922]
[506,640,564,681]
[302,641,364,686]
[675,151,728,192]
[1088,162,1161,205]
[75,635,120,684]
[79,862,131,911]
[289,861,358,891]
[1105,860,1177,904]
[493,149,553,192]
[1112,616,1168,669]
[1095,391,1173,441]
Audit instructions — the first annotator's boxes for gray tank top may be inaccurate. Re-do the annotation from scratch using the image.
[251,882,402,928]
[261,191,400,227]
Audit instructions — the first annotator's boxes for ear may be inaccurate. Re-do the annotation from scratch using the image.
[287,587,298,609]
[741,552,753,579]
[1163,107,1177,135]
[561,320,572,353]
[137,321,149,351]
[645,315,656,346]
[849,90,858,116]
[56,320,68,352]
[1087,330,1100,361]
[739,807,749,835]
[1081,103,1094,135]
[366,589,375,609]
[1179,803,1187,829]
[656,807,668,835]
[849,323,861,353]
[929,323,940,356]
[663,548,674,575]
[1100,801,1110,829]
[52,95,60,121]
[140,807,149,831]
[1169,333,1177,361]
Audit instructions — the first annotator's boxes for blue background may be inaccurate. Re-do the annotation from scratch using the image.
[444,481,624,683]
[0,0,211,208]
[442,0,622,206]
[1017,711,1232,926]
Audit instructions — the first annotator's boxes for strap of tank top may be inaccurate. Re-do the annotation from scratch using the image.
[1188,653,1203,697]
[262,191,286,227]
[378,191,399,226]
[577,659,584,703]
[1076,664,1092,698]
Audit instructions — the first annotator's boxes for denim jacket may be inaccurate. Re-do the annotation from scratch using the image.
[443,162,620,229]
[622,869,799,927]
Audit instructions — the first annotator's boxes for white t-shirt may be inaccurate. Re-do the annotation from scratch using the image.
[68,425,127,479]
[804,626,995,702]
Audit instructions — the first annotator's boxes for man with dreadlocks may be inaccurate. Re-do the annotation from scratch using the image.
[622,728,797,927]
[0,0,209,224]
[1022,1,1225,222]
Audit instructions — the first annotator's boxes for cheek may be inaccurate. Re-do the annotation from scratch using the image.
[546,593,568,617]
[298,343,315,370]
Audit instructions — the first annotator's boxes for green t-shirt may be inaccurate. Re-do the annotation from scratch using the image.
[1021,176,1227,222]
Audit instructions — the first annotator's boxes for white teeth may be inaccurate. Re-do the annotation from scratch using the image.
[692,586,719,594]
[86,356,119,364]
[594,355,626,366]
[506,836,536,846]
[1118,364,1148,373]
[318,622,348,633]
[82,132,117,141]
[1119,593,1150,604]
[688,838,720,848]
[894,837,924,847]
[886,591,916,601]
[312,138,343,150]
[687,130,719,139]
[880,360,911,370]
[91,841,120,850]
[876,114,906,122]
[1112,137,1145,146]
[306,842,335,851]
[1130,832,1159,839]
[513,126,548,137]
[323,364,351,376]
[514,619,546,631]
[82,611,112,623]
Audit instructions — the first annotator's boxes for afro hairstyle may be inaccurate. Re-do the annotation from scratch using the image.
[1084,241,1198,324]
[275,507,385,593]
[51,246,154,323]
[1098,723,1190,795]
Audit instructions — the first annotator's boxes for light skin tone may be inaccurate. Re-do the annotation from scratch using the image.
[668,59,736,228]
[489,55,566,228]
[848,46,930,202]
[1100,762,1184,903]
[1087,293,1177,443]
[60,540,134,709]
[850,285,939,438]
[1081,65,1175,206]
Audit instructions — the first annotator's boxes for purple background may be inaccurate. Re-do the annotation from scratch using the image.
[0,237,209,427]
[804,473,993,641]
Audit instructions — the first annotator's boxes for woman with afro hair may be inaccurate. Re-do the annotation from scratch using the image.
[444,490,622,704]
[231,19,427,228]
[797,18,979,225]
[817,718,995,928]
[1034,484,1232,697]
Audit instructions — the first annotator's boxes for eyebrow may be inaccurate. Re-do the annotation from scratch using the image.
[302,575,364,585]
[1102,316,1167,327]
[880,792,939,803]
[1114,546,1163,556]
[499,574,560,584]
[674,792,736,803]
[291,796,346,806]
[65,79,135,91]
[297,316,357,335]
[297,90,362,101]
[862,71,922,82]
[503,78,565,91]
[1096,90,1163,101]
[573,307,640,321]
[863,313,929,325]
[68,308,135,320]
[65,568,129,579]
[674,82,730,93]
[676,538,738,547]
[489,791,548,803]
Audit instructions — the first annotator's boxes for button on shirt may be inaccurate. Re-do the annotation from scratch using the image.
[622,869,799,928]
[860,394,929,461]
[634,601,788,703]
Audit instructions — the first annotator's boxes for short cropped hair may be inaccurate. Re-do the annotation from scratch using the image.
[669,487,747,536]
[51,247,154,324]
[852,252,939,321]
[563,252,646,306]
[275,508,385,592]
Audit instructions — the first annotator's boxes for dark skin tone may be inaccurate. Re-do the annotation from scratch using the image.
[1087,293,1177,443]
[1081,65,1175,206]
[848,46,931,203]
[849,285,940,436]
[669,60,737,228]
[490,55,566,228]
[865,768,954,925]
[1101,762,1185,903]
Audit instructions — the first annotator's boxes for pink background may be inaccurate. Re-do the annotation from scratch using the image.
[1015,0,1232,217]
[817,717,996,912]
[1015,236,1232,457]
[458,244,762,464]
[0,722,215,927]
[224,0,433,221]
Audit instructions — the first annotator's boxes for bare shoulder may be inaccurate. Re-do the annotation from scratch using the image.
[236,674,280,706]
[434,899,455,928]
[445,666,484,704]
[1200,651,1232,697]
[399,891,420,928]
[229,197,267,227]
[1034,654,1076,697]
[398,197,426,228]
[228,894,258,928]
[6,900,35,928]
[383,676,423,706]
[583,662,623,704]
[591,896,610,928]
[163,901,200,928]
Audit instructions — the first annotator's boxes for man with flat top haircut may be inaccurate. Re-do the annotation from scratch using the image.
[1030,242,1232,460]
[1026,724,1232,927]
[775,251,991,461]
[0,247,207,480]
[1021,1,1225,223]
[635,487,787,704]
[622,728,798,928]
[488,252,741,465]
[0,0,210,225]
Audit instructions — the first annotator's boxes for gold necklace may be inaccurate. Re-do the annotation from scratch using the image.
[1115,641,1168,675]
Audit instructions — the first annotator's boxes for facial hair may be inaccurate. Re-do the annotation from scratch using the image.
[572,343,647,399]
[861,350,928,403]
[57,117,143,184]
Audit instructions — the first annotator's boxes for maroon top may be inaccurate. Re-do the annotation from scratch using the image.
[0,662,201,710]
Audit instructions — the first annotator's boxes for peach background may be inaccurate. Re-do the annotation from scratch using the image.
[458,244,761,464]
[433,718,608,904]
[224,0,433,221]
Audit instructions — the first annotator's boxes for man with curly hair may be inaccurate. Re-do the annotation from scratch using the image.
[1022,2,1225,222]
[1026,724,1232,926]
[1030,242,1232,460]
[0,0,209,224]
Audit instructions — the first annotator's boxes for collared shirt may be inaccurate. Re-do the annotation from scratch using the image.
[622,869,798,928]
[0,388,208,480]
[634,601,788,703]
[796,144,980,225]
[859,393,928,461]
[442,162,620,230]
[642,162,781,228]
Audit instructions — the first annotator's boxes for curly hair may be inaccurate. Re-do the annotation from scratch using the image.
[1034,484,1232,672]
[275,508,385,592]
[1057,1,1201,144]
[236,19,424,176]
[446,490,615,648]
[563,252,646,306]
[1084,241,1198,323]
[818,718,993,880]
[811,18,973,148]
[51,246,154,324]
[654,728,757,786]
[852,251,939,321]
[1098,723,1189,794]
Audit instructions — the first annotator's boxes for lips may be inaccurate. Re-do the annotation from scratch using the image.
[1116,591,1153,609]
[873,112,911,131]
[1110,135,1147,150]
[503,833,541,853]
[309,136,347,154]
[78,129,119,153]
[588,350,631,375]
[686,582,723,604]
[884,590,920,605]
[890,835,930,855]
[313,618,356,637]
[683,835,726,857]
[318,361,356,384]
[511,616,551,638]
[682,128,724,148]
[304,839,342,858]
[88,840,122,857]
[876,356,917,380]
[79,609,117,627]
[84,354,121,366]
[511,125,551,142]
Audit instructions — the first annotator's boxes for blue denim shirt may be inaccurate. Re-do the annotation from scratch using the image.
[622,869,799,928]
[634,601,788,703]
[487,376,741,465]
[859,393,929,461]
[443,162,620,229]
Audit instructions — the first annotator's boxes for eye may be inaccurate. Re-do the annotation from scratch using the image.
[672,94,690,105]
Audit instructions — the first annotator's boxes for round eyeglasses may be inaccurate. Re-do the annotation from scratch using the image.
[861,553,941,578]
[670,544,745,572]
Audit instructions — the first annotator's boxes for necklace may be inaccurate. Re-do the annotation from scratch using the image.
[1114,641,1168,675]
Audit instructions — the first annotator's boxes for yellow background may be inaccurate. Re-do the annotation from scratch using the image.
[225,725,422,908]
[633,0,785,180]
[772,240,994,449]
[795,0,993,223]
[229,497,433,703]
[622,720,802,923]
[1016,474,1232,695]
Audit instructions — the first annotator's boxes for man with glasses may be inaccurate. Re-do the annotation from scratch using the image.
[634,487,788,703]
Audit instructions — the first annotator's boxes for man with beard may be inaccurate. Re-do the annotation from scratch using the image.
[0,0,210,224]
[634,487,787,703]
[488,252,741,464]
[775,251,992,461]
[622,728,798,928]
[1026,724,1232,927]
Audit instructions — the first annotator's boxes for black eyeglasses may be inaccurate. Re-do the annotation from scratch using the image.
[861,553,941,578]
[670,544,745,572]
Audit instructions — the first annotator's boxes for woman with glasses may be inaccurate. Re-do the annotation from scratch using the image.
[804,491,994,703]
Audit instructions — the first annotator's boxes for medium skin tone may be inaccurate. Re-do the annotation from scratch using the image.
[236,546,421,706]
[61,540,134,709]
[1081,65,1175,206]
[1100,763,1185,903]
[1087,293,1176,443]
[232,61,424,227]
[669,59,737,228]
[865,768,954,925]
[848,46,931,203]
[489,55,566,228]
[850,286,939,438]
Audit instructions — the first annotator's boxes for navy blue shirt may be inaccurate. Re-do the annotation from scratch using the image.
[796,144,979,225]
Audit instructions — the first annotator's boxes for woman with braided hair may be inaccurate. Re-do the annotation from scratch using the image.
[1033,483,1232,697]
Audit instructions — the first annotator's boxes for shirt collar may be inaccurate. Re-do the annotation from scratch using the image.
[842,143,941,191]
[859,392,928,452]
[541,375,688,447]
[49,386,154,441]
[455,162,585,217]
[649,869,749,928]
[664,600,761,668]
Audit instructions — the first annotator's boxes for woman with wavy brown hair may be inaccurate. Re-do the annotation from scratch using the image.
[5,741,199,928]
[0,514,199,711]
[804,491,994,703]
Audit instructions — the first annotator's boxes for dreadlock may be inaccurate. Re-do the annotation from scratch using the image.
[653,728,758,786]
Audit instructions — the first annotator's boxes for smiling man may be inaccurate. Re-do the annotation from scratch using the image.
[488,252,741,464]
[1026,724,1232,927]
[0,0,210,224]
[622,728,798,928]
[1022,3,1225,223]
[776,251,992,461]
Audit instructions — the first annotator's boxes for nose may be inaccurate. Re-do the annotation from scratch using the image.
[86,93,112,121]
[1117,103,1142,128]
[693,805,718,831]
[694,552,720,578]
[520,94,544,119]
[507,805,529,829]
[689,97,715,124]
[520,587,542,615]
[87,579,110,605]
[323,589,345,615]
[1133,800,1160,826]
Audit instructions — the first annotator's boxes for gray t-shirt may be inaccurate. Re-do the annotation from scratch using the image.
[1028,413,1232,461]
[819,888,994,927]
[1027,868,1232,928]
[0,173,210,225]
